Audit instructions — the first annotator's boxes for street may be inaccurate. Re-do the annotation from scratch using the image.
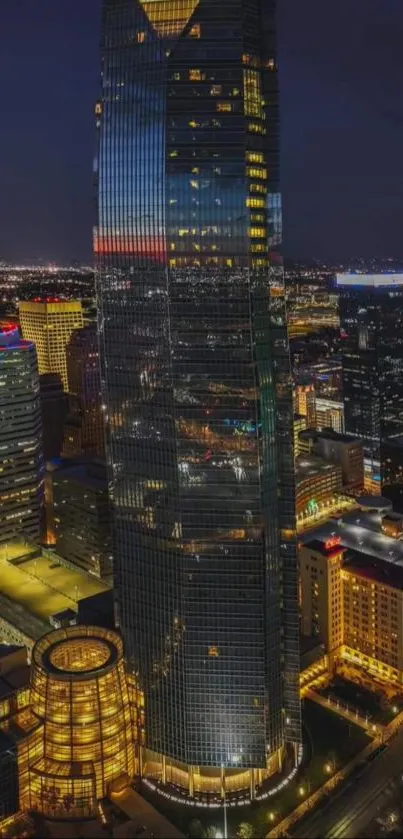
[291,727,403,838]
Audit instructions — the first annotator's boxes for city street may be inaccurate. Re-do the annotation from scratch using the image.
[291,727,403,838]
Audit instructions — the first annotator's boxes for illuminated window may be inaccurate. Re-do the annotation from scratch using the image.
[244,69,263,118]
[208,646,220,657]
[249,227,266,238]
[246,151,265,164]
[210,85,222,96]
[246,197,266,208]
[137,31,146,43]
[189,23,200,38]
[217,102,232,113]
[189,69,202,81]
[246,166,267,179]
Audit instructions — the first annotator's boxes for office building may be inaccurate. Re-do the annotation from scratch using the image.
[295,383,316,428]
[295,455,342,521]
[299,428,364,492]
[95,0,301,796]
[63,324,105,459]
[315,398,344,434]
[0,324,44,542]
[337,273,403,495]
[39,373,69,460]
[52,460,113,581]
[19,298,84,391]
[300,506,403,684]
[294,414,306,459]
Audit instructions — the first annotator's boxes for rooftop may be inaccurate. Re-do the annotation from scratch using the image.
[0,538,108,642]
[296,454,341,481]
[300,427,360,445]
[344,551,403,591]
[301,508,403,569]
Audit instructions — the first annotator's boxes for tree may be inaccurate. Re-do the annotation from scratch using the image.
[237,823,254,839]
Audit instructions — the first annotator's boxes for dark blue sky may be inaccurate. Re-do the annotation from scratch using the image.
[1,0,402,263]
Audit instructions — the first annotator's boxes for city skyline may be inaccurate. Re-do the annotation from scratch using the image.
[1,0,403,264]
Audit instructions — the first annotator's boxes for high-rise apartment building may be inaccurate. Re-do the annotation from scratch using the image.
[63,324,105,458]
[95,0,300,796]
[337,273,403,495]
[0,325,44,541]
[19,299,84,391]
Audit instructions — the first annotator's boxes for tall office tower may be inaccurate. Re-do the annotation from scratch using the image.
[95,0,300,796]
[19,298,84,391]
[39,373,69,460]
[63,324,105,458]
[52,460,113,582]
[337,274,403,495]
[0,325,44,541]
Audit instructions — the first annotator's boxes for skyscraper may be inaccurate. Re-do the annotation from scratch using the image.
[19,299,84,391]
[337,273,403,494]
[63,324,105,459]
[0,324,44,541]
[96,0,300,795]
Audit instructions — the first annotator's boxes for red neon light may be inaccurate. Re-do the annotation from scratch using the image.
[325,536,341,551]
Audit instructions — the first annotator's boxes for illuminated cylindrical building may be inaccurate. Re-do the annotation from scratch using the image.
[19,626,135,819]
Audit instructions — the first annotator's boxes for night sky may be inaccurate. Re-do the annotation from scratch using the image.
[1,0,402,264]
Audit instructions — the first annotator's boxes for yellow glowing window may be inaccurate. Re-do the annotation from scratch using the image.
[189,24,200,38]
[189,120,199,128]
[191,166,200,174]
[210,85,222,96]
[169,150,178,157]
[251,213,265,222]
[246,166,267,179]
[226,258,233,267]
[137,31,146,43]
[178,228,189,236]
[169,259,177,268]
[190,179,199,189]
[248,122,265,135]
[252,258,267,268]
[246,151,265,164]
[244,69,263,118]
[217,102,232,113]
[242,54,259,67]
[249,227,266,238]
[250,183,267,194]
[251,244,266,252]
[208,646,220,657]
[189,69,202,81]
[95,102,102,115]
[246,197,265,208]
[170,243,176,250]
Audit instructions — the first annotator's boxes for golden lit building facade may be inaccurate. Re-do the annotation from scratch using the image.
[16,626,138,819]
[300,537,403,684]
[296,456,342,521]
[295,384,316,428]
[19,299,84,392]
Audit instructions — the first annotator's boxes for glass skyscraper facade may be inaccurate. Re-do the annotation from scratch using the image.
[337,274,403,495]
[96,0,300,787]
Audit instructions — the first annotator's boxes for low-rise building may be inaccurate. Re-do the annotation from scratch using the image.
[296,455,342,521]
[300,507,403,684]
[299,428,364,492]
[0,537,109,651]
